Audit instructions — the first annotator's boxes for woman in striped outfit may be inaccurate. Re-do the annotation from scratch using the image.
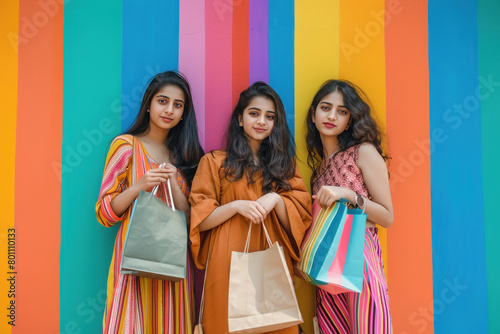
[96,71,204,333]
[305,80,393,333]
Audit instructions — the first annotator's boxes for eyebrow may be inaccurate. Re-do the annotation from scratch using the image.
[247,107,276,114]
[156,94,185,103]
[319,101,346,108]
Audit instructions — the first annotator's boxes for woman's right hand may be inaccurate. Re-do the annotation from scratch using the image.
[133,167,171,192]
[233,200,267,224]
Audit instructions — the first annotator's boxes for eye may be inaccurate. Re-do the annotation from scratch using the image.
[266,114,275,120]
[321,105,330,111]
[175,102,183,108]
[158,99,167,104]
[249,111,259,117]
[338,109,349,115]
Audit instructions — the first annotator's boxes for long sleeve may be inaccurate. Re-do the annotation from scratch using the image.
[188,152,223,269]
[274,166,313,261]
[95,135,133,227]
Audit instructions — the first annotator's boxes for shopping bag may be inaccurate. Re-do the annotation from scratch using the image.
[297,199,366,294]
[228,223,303,334]
[120,179,187,281]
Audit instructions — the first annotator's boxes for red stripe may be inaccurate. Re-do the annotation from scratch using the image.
[14,0,63,332]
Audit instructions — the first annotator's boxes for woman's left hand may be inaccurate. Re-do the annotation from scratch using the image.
[160,163,179,186]
[313,186,352,208]
[256,192,280,215]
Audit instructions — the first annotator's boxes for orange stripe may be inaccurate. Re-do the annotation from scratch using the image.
[339,0,388,272]
[385,1,433,333]
[14,0,63,332]
[0,1,18,333]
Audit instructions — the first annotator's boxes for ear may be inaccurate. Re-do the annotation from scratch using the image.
[311,108,315,123]
[238,114,243,126]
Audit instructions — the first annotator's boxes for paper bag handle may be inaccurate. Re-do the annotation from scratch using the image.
[132,137,176,211]
[244,221,273,253]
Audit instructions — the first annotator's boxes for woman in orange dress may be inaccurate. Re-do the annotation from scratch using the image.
[189,82,312,334]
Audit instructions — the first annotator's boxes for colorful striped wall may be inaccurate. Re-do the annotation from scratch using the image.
[1,0,498,333]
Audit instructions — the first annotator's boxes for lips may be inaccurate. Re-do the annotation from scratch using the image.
[254,128,267,133]
[323,122,336,128]
[161,116,173,122]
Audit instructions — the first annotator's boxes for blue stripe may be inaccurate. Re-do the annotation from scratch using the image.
[429,1,488,332]
[121,0,180,131]
[269,0,295,135]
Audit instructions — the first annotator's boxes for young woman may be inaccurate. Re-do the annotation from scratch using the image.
[96,71,204,333]
[306,80,393,333]
[189,82,312,333]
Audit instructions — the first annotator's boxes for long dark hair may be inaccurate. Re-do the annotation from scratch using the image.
[224,81,295,193]
[126,70,204,185]
[306,79,388,182]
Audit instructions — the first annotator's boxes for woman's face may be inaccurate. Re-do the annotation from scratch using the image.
[312,90,351,138]
[238,96,276,151]
[148,85,185,133]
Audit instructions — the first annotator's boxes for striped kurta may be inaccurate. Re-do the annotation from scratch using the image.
[312,144,392,334]
[96,134,194,334]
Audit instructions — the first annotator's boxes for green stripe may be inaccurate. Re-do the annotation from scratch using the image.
[479,1,500,332]
[61,0,122,332]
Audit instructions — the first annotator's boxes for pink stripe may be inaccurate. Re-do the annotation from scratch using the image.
[249,0,269,83]
[179,0,206,148]
[205,0,232,151]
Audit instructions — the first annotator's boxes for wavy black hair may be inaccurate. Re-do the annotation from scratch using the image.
[224,81,296,193]
[306,79,388,182]
[126,70,204,185]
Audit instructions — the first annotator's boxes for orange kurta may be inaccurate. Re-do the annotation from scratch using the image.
[189,150,312,334]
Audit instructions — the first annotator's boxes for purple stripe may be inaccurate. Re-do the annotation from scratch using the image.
[249,0,269,84]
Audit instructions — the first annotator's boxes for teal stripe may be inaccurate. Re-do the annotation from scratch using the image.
[478,1,500,332]
[61,0,122,332]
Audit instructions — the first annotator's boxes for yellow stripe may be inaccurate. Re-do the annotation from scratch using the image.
[339,0,389,277]
[0,1,18,333]
[295,0,340,190]
[294,1,340,332]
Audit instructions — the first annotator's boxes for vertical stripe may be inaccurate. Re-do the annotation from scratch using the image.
[429,1,488,332]
[232,0,249,108]
[249,0,268,84]
[269,0,294,134]
[179,0,206,148]
[295,3,340,333]
[478,0,500,332]
[121,0,180,132]
[61,0,122,332]
[0,1,18,333]
[385,1,434,333]
[338,0,389,272]
[294,0,340,186]
[205,0,232,151]
[15,0,63,331]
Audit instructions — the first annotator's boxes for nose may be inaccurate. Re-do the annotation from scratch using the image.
[164,102,174,114]
[327,109,336,120]
[256,114,266,125]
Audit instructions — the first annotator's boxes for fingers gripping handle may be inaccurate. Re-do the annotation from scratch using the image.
[244,221,273,253]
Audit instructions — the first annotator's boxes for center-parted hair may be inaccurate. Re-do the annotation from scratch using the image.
[126,70,204,185]
[306,79,388,183]
[224,81,296,193]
